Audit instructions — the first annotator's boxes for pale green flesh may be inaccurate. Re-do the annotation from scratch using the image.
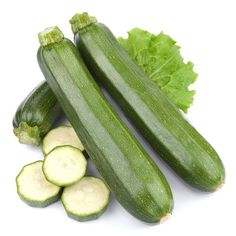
[43,146,87,186]
[62,177,110,221]
[16,161,61,207]
[42,126,84,155]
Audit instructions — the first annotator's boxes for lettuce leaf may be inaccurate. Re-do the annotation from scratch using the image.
[118,28,197,113]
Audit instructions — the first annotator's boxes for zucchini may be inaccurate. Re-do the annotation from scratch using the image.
[37,26,173,223]
[13,81,62,146]
[70,13,225,192]
[62,176,110,221]
[42,126,84,155]
[43,145,87,186]
[16,161,61,207]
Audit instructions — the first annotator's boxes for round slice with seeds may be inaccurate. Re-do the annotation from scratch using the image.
[42,126,84,155]
[62,176,110,221]
[16,161,61,207]
[43,146,87,186]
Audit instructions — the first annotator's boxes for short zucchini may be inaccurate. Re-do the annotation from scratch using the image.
[70,12,225,192]
[43,145,87,186]
[13,81,62,146]
[42,126,84,155]
[37,26,173,223]
[16,161,62,207]
[62,176,110,221]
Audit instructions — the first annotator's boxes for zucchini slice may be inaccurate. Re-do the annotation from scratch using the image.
[62,177,110,221]
[43,146,87,186]
[16,161,61,207]
[13,81,62,146]
[42,126,84,155]
[37,26,173,223]
[71,12,225,192]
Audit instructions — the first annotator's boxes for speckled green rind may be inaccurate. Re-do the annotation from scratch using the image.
[42,145,87,187]
[17,190,62,208]
[16,161,62,208]
[72,13,225,192]
[37,27,173,223]
[65,204,108,222]
[13,81,62,146]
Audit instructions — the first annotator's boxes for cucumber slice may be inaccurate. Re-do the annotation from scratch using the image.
[62,177,110,221]
[16,161,61,207]
[42,126,84,155]
[43,146,87,186]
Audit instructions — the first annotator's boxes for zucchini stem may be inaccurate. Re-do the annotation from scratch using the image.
[160,213,171,224]
[215,182,224,191]
[70,12,97,35]
[13,122,41,146]
[38,26,64,46]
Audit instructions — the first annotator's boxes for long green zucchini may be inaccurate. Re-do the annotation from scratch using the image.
[37,26,173,223]
[13,81,62,146]
[70,13,225,192]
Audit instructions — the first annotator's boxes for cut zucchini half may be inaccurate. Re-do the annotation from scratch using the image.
[42,126,84,155]
[62,177,110,221]
[43,146,87,186]
[16,161,61,207]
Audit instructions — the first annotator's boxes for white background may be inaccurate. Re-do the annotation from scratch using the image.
[0,0,235,235]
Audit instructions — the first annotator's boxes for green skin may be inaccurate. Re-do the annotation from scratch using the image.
[64,204,108,222]
[37,33,173,223]
[16,161,62,208]
[18,192,61,208]
[61,177,110,222]
[13,81,62,146]
[73,18,225,192]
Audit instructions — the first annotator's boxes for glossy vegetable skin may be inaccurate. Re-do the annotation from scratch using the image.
[71,13,225,192]
[37,26,173,223]
[13,81,62,146]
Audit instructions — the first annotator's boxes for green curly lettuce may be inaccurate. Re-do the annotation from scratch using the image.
[118,28,197,113]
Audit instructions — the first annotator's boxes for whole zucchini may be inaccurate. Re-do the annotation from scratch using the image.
[13,81,62,146]
[70,13,225,192]
[37,26,173,223]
